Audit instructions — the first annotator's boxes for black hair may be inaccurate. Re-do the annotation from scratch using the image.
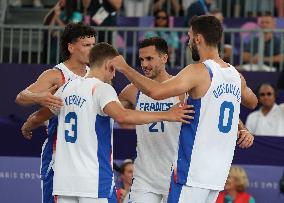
[139,37,168,55]
[189,15,223,47]
[60,23,96,61]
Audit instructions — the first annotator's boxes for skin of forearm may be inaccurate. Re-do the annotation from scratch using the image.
[16,90,39,106]
[121,110,168,125]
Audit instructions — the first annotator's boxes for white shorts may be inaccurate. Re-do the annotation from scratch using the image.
[168,184,220,203]
[57,196,108,203]
[129,189,168,203]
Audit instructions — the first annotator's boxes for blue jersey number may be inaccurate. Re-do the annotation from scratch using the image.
[64,112,78,143]
[149,121,165,133]
[218,101,234,133]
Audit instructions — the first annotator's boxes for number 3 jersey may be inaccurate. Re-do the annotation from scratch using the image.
[51,77,119,198]
[132,91,181,194]
[41,63,89,180]
[174,59,241,190]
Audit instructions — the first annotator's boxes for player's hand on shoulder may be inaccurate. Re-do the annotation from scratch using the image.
[21,121,33,140]
[168,102,195,124]
[37,85,63,109]
[237,129,254,148]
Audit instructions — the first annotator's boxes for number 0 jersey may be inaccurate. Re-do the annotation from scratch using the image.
[52,77,119,198]
[132,91,181,194]
[174,60,241,190]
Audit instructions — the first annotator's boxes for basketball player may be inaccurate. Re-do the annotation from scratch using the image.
[118,37,254,203]
[21,42,193,203]
[118,37,184,203]
[15,23,96,203]
[109,15,258,202]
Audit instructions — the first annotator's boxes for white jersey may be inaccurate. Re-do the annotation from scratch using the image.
[132,91,181,194]
[52,77,119,198]
[41,63,89,179]
[55,62,90,83]
[174,60,241,190]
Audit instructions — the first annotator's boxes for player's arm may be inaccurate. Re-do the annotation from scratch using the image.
[15,69,63,108]
[118,84,138,109]
[240,73,258,109]
[104,101,194,125]
[237,119,254,148]
[21,108,55,140]
[110,56,198,100]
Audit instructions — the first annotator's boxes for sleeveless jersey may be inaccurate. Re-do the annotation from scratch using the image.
[40,63,89,180]
[174,59,241,190]
[52,77,119,198]
[131,91,181,194]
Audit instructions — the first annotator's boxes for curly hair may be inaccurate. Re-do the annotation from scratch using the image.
[229,165,249,192]
[60,23,96,61]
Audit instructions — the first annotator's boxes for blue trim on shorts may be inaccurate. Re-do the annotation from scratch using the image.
[167,172,183,203]
[42,168,55,203]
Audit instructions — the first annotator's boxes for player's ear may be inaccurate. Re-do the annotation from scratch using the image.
[161,53,168,64]
[68,43,74,54]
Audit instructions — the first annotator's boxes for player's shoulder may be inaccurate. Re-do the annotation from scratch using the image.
[37,67,65,85]
[120,84,138,96]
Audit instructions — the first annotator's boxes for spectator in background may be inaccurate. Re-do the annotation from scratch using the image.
[123,0,151,16]
[144,9,179,67]
[216,165,255,203]
[43,0,83,63]
[184,0,214,26]
[246,83,284,136]
[10,0,43,7]
[153,0,183,16]
[242,12,283,71]
[117,159,134,203]
[210,9,232,63]
[82,0,122,43]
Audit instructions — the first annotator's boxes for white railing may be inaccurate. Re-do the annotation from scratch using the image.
[0,24,284,71]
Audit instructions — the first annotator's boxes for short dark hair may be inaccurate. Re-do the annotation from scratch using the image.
[89,42,119,68]
[60,23,96,61]
[189,15,223,47]
[139,37,168,55]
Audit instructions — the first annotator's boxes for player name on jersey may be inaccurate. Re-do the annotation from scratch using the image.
[64,94,87,108]
[213,83,241,102]
[138,102,174,112]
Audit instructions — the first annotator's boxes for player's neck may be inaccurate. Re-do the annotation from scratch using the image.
[87,69,106,83]
[199,47,220,63]
[64,58,87,77]
[154,70,171,83]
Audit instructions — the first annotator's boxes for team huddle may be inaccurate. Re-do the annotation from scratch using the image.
[16,15,257,203]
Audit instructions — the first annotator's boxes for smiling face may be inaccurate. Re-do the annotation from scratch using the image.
[138,45,167,79]
[68,36,96,64]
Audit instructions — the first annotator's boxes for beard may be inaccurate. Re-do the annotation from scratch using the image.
[190,40,200,62]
